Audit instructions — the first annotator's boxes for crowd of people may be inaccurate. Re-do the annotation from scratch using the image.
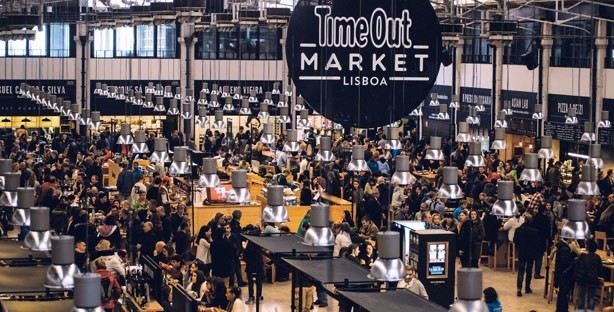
[0,123,613,312]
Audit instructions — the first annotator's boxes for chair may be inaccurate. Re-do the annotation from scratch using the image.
[600,277,614,308]
[595,231,612,250]
[479,241,489,267]
[507,241,518,273]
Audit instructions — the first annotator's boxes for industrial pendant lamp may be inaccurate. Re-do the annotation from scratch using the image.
[48,95,57,110]
[588,144,604,169]
[45,236,79,290]
[94,82,103,95]
[316,136,335,162]
[181,103,192,120]
[221,86,230,99]
[494,111,507,128]
[101,84,109,97]
[475,98,486,112]
[23,207,52,251]
[277,94,288,108]
[126,90,136,105]
[303,203,333,246]
[455,122,472,143]
[109,86,119,99]
[227,170,252,204]
[369,232,406,282]
[580,121,595,142]
[465,142,486,167]
[200,82,210,94]
[61,100,72,117]
[263,92,273,105]
[211,110,225,129]
[116,123,134,145]
[153,97,166,112]
[143,94,154,109]
[222,97,234,112]
[576,163,600,196]
[598,111,610,128]
[232,87,241,100]
[261,185,290,223]
[449,94,460,109]
[492,181,518,217]
[198,158,220,188]
[428,93,439,106]
[278,107,291,124]
[116,87,126,101]
[209,94,220,108]
[449,269,488,312]
[565,109,578,124]
[169,146,190,176]
[258,103,270,120]
[410,104,423,116]
[438,167,464,199]
[384,127,402,150]
[145,82,155,95]
[425,136,445,160]
[73,273,104,312]
[248,90,258,104]
[198,90,208,106]
[196,107,208,125]
[560,199,591,240]
[52,98,62,113]
[532,104,543,120]
[260,123,276,145]
[466,106,480,125]
[437,104,449,120]
[391,155,416,186]
[519,153,542,182]
[283,129,300,152]
[174,87,182,100]
[88,111,102,131]
[163,85,173,98]
[184,88,194,103]
[347,145,370,172]
[154,84,163,97]
[491,128,507,150]
[295,95,306,111]
[297,110,310,128]
[502,100,513,116]
[285,85,293,97]
[167,99,180,115]
[272,83,281,95]
[538,136,555,159]
[134,91,144,106]
[150,138,171,163]
[10,186,34,226]
[131,130,150,154]
[210,83,219,96]
[239,99,252,115]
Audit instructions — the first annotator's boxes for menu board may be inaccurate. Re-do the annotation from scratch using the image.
[424,85,453,120]
[427,241,448,279]
[598,127,614,146]
[459,87,493,129]
[544,122,584,142]
[506,118,537,136]
[547,94,590,124]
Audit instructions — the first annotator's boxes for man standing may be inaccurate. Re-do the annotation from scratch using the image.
[554,238,579,312]
[532,205,551,279]
[397,267,428,300]
[514,213,541,297]
[116,161,134,201]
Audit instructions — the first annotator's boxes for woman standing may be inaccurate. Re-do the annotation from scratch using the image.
[195,225,213,276]
[470,210,485,268]
[457,210,472,268]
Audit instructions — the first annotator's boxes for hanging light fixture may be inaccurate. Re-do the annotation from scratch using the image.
[588,144,604,169]
[227,170,252,204]
[428,92,439,106]
[9,185,32,225]
[94,82,102,95]
[285,85,293,97]
[538,135,555,159]
[196,107,208,125]
[73,273,104,312]
[200,82,210,94]
[221,86,230,98]
[107,86,117,99]
[154,84,163,96]
[210,83,219,96]
[277,94,288,108]
[184,88,194,103]
[466,106,480,125]
[198,158,220,188]
[258,103,270,120]
[436,104,449,120]
[211,110,225,129]
[502,100,513,116]
[169,146,190,176]
[21,117,31,123]
[181,103,192,120]
[174,87,182,100]
[23,207,52,251]
[150,138,171,163]
[369,232,406,282]
[263,91,273,105]
[347,145,370,172]
[297,110,310,128]
[409,103,423,116]
[153,96,166,112]
[465,142,486,167]
[303,203,334,246]
[283,129,300,152]
[239,99,252,115]
[532,104,543,120]
[260,123,276,145]
[384,127,402,150]
[167,99,180,115]
[69,104,80,122]
[272,82,281,95]
[425,136,445,160]
[116,87,126,101]
[492,181,518,217]
[278,107,291,124]
[438,167,464,199]
[48,95,57,110]
[248,90,258,104]
[52,97,62,113]
[116,123,134,145]
[222,97,234,112]
[198,90,208,106]
[519,153,542,182]
[475,98,486,112]
[163,85,173,98]
[131,130,150,154]
[101,84,109,97]
[598,111,610,128]
[44,235,79,290]
[295,95,306,111]
[455,122,472,143]
[580,121,595,142]
[145,82,155,95]
[449,94,460,109]
[209,94,220,108]
[261,185,289,222]
[560,199,591,240]
[143,93,154,109]
[449,269,488,312]
[565,108,578,124]
[232,87,241,100]
[126,90,136,105]
[88,111,102,131]
[316,136,335,162]
[576,163,600,196]
[494,110,507,128]
[391,155,416,186]
[61,100,72,118]
[491,128,507,150]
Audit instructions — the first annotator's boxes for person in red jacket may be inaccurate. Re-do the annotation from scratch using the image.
[94,258,122,312]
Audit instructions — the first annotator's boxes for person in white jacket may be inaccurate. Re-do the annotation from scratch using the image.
[90,239,125,282]
[195,225,213,275]
[503,210,525,242]
[333,223,352,257]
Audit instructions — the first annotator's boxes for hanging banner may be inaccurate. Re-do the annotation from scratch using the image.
[0,80,75,116]
[458,87,493,129]
[286,0,442,128]
[547,93,590,124]
[501,90,536,120]
[90,80,179,116]
[424,85,453,121]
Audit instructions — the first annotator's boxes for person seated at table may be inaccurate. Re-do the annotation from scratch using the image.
[186,270,207,300]
[397,267,428,300]
[202,278,228,311]
[358,216,379,241]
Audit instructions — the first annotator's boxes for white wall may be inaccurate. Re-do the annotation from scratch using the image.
[604,69,614,99]
[502,65,539,92]
[89,58,181,81]
[460,63,493,89]
[548,67,591,97]
[0,58,76,80]
[435,64,453,86]
[193,60,285,81]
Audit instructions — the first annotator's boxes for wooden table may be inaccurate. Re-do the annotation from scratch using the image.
[412,171,437,183]
[596,249,614,281]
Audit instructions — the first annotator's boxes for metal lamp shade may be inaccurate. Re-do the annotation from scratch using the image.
[62,100,72,117]
[201,83,210,94]
[576,163,600,196]
[249,91,258,103]
[580,122,595,142]
[295,96,306,111]
[519,153,542,182]
[23,207,52,251]
[239,99,252,115]
[438,167,464,199]
[150,138,171,163]
[198,158,220,188]
[538,136,555,159]
[89,111,102,131]
[211,110,225,129]
[565,109,578,124]
[227,170,252,204]
[455,122,472,143]
[598,111,611,128]
[347,145,370,172]
[2,172,21,206]
[390,155,416,186]
[491,128,507,150]
[198,90,208,105]
[409,106,423,116]
[70,104,81,121]
[492,181,518,217]
[297,110,311,128]
[465,142,485,167]
[263,92,272,105]
[260,123,276,145]
[80,109,91,126]
[283,129,300,152]
[532,104,543,120]
[466,106,480,125]
[449,269,488,312]
[315,136,335,162]
[425,136,445,160]
[475,98,486,112]
[116,123,134,145]
[167,99,180,115]
[369,232,406,282]
[223,97,234,112]
[429,93,439,106]
[588,144,604,169]
[143,94,154,108]
[494,111,508,128]
[131,130,150,154]
[181,103,192,120]
[277,107,291,124]
[209,94,220,108]
[560,199,591,240]
[303,203,334,246]
[163,85,173,98]
[437,104,449,120]
[210,84,219,96]
[153,96,166,112]
[384,127,402,150]
[10,187,35,226]
[277,95,288,108]
[73,273,104,311]
[261,185,290,223]
[45,236,79,290]
[196,107,208,125]
[258,103,270,119]
[174,87,182,100]
[169,146,190,176]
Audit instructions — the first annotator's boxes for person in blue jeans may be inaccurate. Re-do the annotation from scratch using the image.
[483,287,502,312]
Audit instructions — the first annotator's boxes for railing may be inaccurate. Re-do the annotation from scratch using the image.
[550,56,591,68]
[462,54,492,64]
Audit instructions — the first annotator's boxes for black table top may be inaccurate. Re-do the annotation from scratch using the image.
[282,258,373,285]
[242,234,332,255]
[1,299,74,312]
[0,239,49,260]
[0,266,49,294]
[337,289,447,312]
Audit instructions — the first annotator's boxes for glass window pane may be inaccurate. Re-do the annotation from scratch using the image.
[157,24,176,58]
[29,25,47,56]
[50,23,70,57]
[115,26,135,57]
[218,27,237,59]
[93,28,114,58]
[259,27,279,60]
[200,28,216,59]
[0,41,5,57]
[239,27,257,60]
[136,25,154,57]
[8,38,26,56]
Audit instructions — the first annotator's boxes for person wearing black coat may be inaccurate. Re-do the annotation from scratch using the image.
[243,238,264,303]
[554,239,578,312]
[139,222,158,260]
[210,224,236,280]
[514,214,541,296]
[73,213,98,255]
[482,210,502,256]
[574,240,603,311]
[457,210,473,268]
[469,210,485,268]
[532,205,551,279]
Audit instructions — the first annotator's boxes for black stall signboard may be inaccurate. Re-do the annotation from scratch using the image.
[501,90,536,119]
[90,80,179,116]
[0,80,75,116]
[424,85,452,120]
[286,0,442,128]
[547,94,590,124]
[459,87,493,129]
[544,121,584,142]
[600,98,614,145]
[195,80,282,102]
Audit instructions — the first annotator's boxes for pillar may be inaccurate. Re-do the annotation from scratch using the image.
[594,20,607,139]
[540,24,553,133]
[74,22,93,136]
[489,35,513,126]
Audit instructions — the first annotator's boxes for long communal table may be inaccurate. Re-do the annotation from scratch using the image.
[0,299,74,312]
[337,289,448,312]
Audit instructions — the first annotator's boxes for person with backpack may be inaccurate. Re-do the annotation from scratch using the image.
[574,239,603,311]
[94,258,122,312]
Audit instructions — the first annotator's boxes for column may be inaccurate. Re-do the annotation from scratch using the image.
[74,22,93,136]
[178,23,196,142]
[489,35,513,125]
[540,24,553,134]
[594,20,607,139]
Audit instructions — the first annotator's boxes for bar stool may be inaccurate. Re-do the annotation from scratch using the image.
[480,241,489,267]
[507,241,518,273]
[489,242,498,271]
[600,278,614,308]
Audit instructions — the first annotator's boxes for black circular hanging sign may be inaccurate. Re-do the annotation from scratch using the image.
[286,0,442,128]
